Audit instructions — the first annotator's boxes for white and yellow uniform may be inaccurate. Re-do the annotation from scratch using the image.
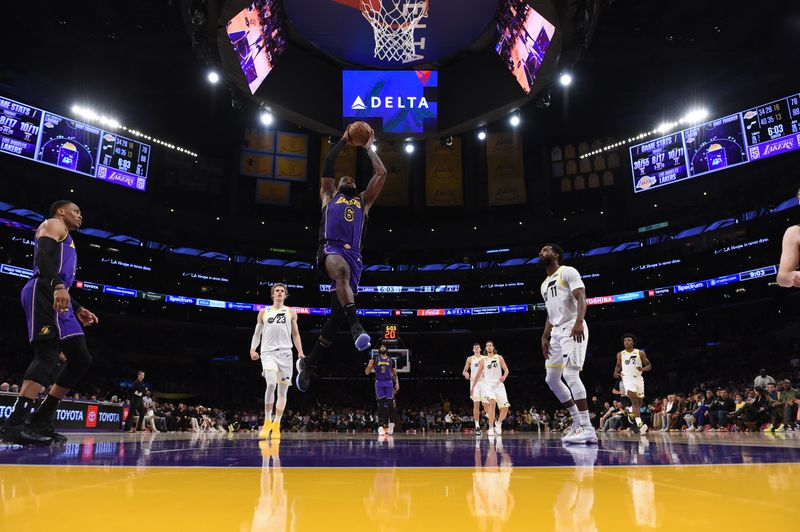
[620,349,645,398]
[469,354,486,402]
[541,265,588,369]
[481,354,510,408]
[255,306,295,385]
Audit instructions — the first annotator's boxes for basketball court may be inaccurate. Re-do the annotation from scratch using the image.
[2,432,798,530]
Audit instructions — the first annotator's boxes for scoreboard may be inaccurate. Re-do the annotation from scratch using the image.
[631,92,800,192]
[0,96,150,191]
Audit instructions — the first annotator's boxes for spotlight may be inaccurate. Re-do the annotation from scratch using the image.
[509,112,521,127]
[683,108,709,124]
[477,129,487,141]
[404,141,415,154]
[259,110,273,126]
[440,136,453,147]
[207,71,220,84]
[559,73,573,86]
[370,143,378,152]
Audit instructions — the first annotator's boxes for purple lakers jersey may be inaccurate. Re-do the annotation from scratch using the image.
[374,354,394,381]
[319,193,366,252]
[32,233,78,287]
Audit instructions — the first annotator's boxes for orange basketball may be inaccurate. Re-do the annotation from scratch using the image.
[347,121,373,147]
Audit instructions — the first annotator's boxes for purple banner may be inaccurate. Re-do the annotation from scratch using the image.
[96,165,147,191]
[747,133,800,161]
[0,96,42,160]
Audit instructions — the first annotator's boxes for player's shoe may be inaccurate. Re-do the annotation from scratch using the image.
[388,422,395,435]
[475,428,482,437]
[258,420,272,439]
[271,421,281,440]
[295,358,314,392]
[494,421,502,435]
[0,424,52,446]
[639,423,648,434]
[351,323,371,351]
[487,427,495,437]
[562,424,580,440]
[563,426,598,445]
[378,426,385,436]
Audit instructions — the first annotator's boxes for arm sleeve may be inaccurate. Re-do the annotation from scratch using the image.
[562,266,586,292]
[323,138,347,178]
[250,322,264,351]
[35,237,64,288]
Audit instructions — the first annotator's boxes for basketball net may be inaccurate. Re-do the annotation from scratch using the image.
[360,0,429,64]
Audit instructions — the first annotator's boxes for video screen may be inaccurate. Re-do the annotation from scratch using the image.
[342,70,438,134]
[37,112,102,177]
[496,0,556,94]
[226,0,287,94]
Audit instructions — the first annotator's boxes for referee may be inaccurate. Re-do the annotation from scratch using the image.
[125,370,147,432]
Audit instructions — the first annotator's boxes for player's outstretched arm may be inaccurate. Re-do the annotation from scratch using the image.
[777,226,800,287]
[361,132,388,214]
[320,132,350,205]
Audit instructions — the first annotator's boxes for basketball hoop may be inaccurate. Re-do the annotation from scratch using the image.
[360,0,429,64]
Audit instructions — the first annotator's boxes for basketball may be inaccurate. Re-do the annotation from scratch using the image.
[347,121,373,147]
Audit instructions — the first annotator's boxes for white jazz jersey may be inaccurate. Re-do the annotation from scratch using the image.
[541,266,586,327]
[620,349,643,378]
[482,355,503,383]
[469,355,486,385]
[259,306,293,352]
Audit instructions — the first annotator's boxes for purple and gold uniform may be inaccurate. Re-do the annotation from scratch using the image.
[317,192,366,294]
[374,353,395,400]
[20,233,83,342]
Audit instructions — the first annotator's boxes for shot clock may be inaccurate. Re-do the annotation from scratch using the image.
[382,324,400,345]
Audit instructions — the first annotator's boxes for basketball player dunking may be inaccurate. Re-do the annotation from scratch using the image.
[250,283,305,440]
[462,342,486,436]
[777,186,800,288]
[613,333,652,434]
[365,342,399,435]
[296,124,388,392]
[0,201,98,445]
[539,244,597,445]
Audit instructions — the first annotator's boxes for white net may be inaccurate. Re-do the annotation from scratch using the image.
[360,0,429,64]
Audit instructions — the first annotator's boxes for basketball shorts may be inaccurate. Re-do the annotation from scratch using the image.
[317,243,363,295]
[482,382,510,408]
[545,319,588,370]
[261,349,294,385]
[21,278,84,343]
[375,379,394,400]
[622,376,645,398]
[471,381,484,402]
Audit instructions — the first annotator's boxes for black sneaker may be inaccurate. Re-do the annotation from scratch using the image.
[0,424,52,445]
[36,428,68,444]
[295,357,314,393]
[351,323,371,351]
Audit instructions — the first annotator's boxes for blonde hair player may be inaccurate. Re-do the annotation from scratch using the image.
[462,342,486,436]
[539,243,598,445]
[613,333,652,433]
[471,341,510,437]
[250,283,305,440]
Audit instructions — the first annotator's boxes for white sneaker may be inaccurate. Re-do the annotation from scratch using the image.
[378,426,385,436]
[494,421,502,435]
[487,427,495,437]
[388,422,395,435]
[563,426,598,445]
[639,424,648,434]
[561,424,580,440]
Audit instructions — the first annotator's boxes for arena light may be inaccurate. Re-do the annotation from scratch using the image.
[681,108,709,124]
[370,142,378,152]
[207,70,220,84]
[259,110,274,126]
[404,141,415,154]
[559,72,573,87]
[71,103,198,157]
[477,129,487,141]
[509,111,521,127]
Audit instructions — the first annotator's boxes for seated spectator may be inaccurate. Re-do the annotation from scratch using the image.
[774,380,800,432]
[708,389,735,431]
[649,398,663,431]
[0,382,9,393]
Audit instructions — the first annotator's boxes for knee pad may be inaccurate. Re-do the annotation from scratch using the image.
[24,339,60,386]
[562,367,587,400]
[55,336,93,389]
[545,368,572,403]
